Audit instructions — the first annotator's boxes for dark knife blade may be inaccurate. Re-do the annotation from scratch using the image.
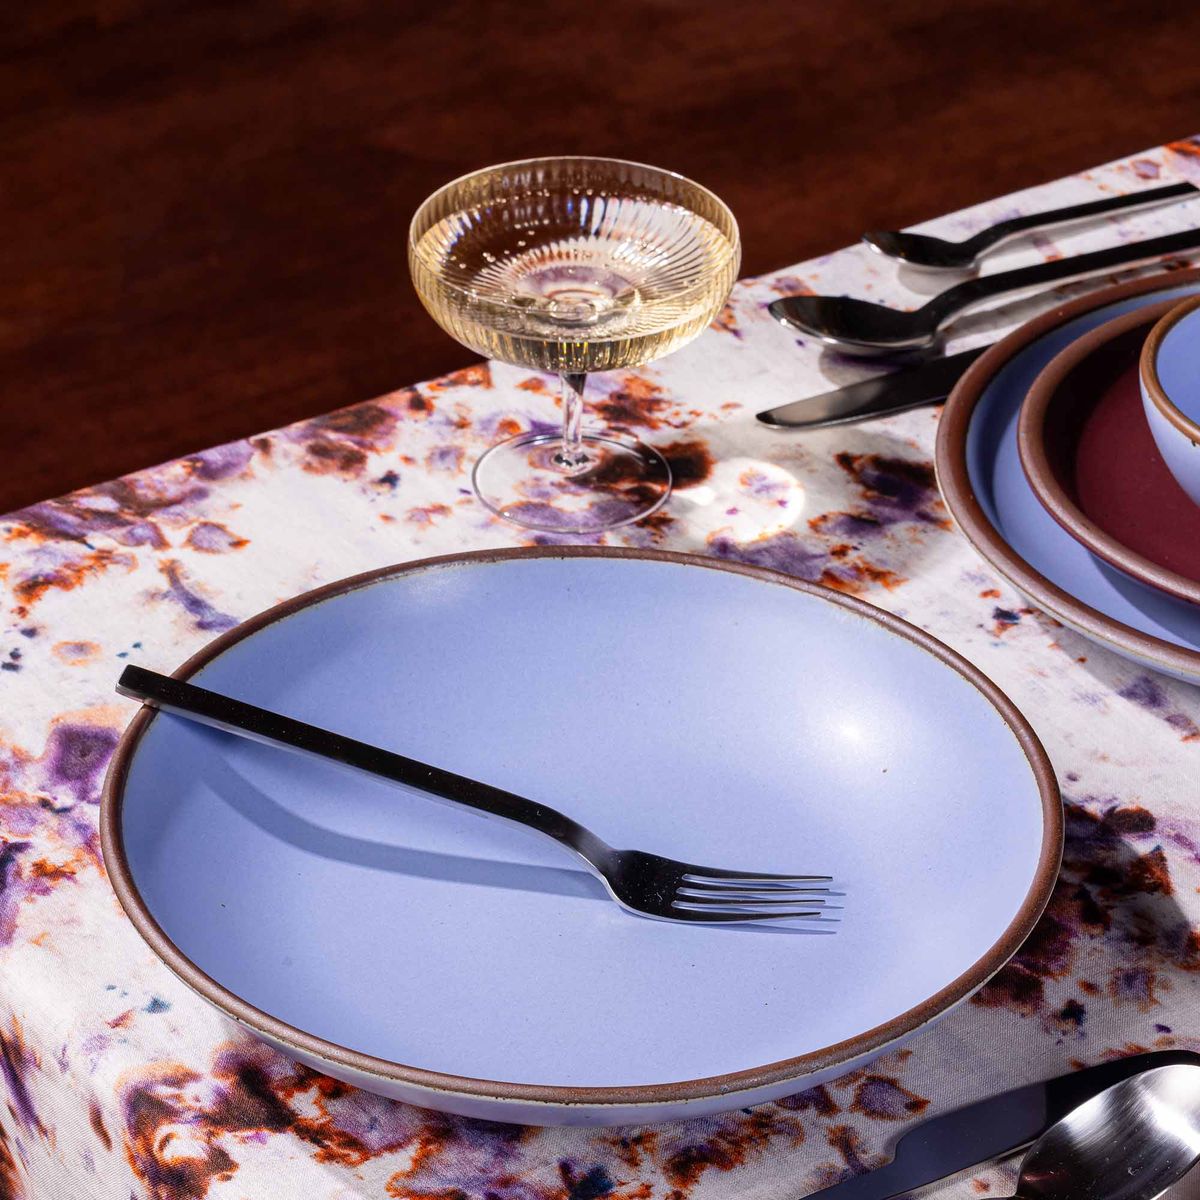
[756,345,989,429]
[802,1050,1200,1200]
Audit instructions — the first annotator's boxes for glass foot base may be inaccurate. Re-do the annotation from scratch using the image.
[472,431,672,534]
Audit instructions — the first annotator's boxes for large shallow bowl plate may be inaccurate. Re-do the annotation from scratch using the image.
[102,548,1060,1126]
[938,271,1200,683]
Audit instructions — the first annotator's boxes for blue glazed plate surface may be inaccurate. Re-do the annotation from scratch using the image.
[104,549,1058,1124]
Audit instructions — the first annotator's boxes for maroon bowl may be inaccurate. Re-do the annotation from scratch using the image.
[1017,299,1200,607]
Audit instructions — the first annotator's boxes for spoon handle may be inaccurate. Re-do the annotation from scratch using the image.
[963,181,1198,254]
[925,227,1200,325]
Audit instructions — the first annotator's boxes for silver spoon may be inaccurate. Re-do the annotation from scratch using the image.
[1005,1063,1200,1200]
[769,226,1200,356]
[863,181,1198,270]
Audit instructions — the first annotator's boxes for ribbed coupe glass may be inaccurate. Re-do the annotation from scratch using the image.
[409,156,740,533]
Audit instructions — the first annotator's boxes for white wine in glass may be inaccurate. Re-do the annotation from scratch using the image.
[409,156,740,533]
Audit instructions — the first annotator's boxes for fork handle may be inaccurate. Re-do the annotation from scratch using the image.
[963,181,1198,254]
[117,666,614,868]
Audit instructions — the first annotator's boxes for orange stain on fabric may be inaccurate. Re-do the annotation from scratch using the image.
[52,640,102,665]
[12,549,136,607]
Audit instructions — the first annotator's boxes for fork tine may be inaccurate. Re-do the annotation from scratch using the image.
[682,868,832,884]
[675,893,828,907]
[678,881,832,896]
[668,905,825,923]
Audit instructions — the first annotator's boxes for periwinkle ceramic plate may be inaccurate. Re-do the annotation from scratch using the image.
[101,548,1060,1126]
[938,270,1200,684]
[1018,301,1200,607]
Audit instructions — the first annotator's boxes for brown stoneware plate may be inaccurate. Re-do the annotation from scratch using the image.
[1018,300,1200,607]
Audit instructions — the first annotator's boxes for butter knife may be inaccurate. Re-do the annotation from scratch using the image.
[756,345,988,429]
[800,1049,1200,1200]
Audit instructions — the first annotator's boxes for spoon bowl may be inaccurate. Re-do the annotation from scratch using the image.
[768,294,938,355]
[864,229,984,270]
[1014,1064,1200,1200]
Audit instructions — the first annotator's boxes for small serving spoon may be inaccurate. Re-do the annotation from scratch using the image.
[769,226,1200,356]
[864,181,1198,270]
[1002,1063,1200,1200]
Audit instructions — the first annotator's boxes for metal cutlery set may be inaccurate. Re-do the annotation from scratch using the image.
[760,179,1200,427]
[805,1053,1200,1200]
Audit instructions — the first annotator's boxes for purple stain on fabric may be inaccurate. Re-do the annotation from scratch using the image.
[45,725,119,804]
[10,502,101,541]
[1165,712,1198,734]
[1057,999,1086,1027]
[426,445,464,473]
[814,513,886,539]
[560,1164,614,1200]
[4,810,37,835]
[1111,966,1158,1006]
[0,840,32,946]
[502,503,580,531]
[161,562,238,631]
[1115,676,1199,738]
[1118,675,1168,710]
[850,1075,929,1120]
[92,478,210,521]
[112,521,166,549]
[833,452,943,528]
[742,472,789,502]
[0,1024,47,1138]
[0,842,31,893]
[708,532,831,581]
[776,1084,840,1115]
[185,523,246,553]
[189,443,255,480]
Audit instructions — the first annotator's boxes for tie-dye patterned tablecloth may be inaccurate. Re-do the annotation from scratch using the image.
[6,139,1200,1200]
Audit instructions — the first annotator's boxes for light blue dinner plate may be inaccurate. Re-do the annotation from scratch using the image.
[101,548,1060,1125]
[938,270,1200,684]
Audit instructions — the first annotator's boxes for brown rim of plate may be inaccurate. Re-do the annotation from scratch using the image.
[1017,298,1200,607]
[937,267,1200,679]
[1141,293,1200,444]
[100,545,1061,1111]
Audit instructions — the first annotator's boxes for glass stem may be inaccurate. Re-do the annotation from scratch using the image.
[555,372,590,473]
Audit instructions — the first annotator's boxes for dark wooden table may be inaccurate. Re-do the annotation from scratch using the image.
[3,0,1199,513]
